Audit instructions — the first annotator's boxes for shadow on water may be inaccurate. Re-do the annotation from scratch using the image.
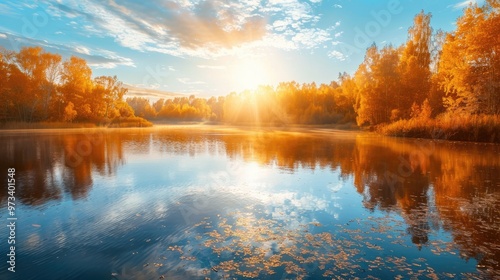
[0,127,499,279]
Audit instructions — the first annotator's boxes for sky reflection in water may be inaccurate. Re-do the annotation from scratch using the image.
[0,127,499,279]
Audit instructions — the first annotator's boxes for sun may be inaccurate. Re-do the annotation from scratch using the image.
[232,59,269,91]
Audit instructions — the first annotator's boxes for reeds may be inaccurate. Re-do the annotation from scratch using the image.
[379,113,500,143]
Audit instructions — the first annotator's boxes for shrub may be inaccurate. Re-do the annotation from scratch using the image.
[109,116,153,128]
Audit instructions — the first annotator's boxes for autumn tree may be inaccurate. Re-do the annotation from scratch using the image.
[398,11,433,118]
[427,30,447,116]
[59,56,93,121]
[15,47,62,120]
[4,54,32,122]
[355,44,401,125]
[63,101,77,122]
[0,47,62,122]
[207,96,224,121]
[126,97,156,119]
[153,99,165,114]
[93,76,128,119]
[438,0,500,114]
[0,47,148,125]
[338,72,358,122]
[0,49,16,121]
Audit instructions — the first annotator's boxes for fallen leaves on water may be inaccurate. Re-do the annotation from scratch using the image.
[158,208,498,279]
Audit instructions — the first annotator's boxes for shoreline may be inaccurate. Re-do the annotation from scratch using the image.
[1,121,498,144]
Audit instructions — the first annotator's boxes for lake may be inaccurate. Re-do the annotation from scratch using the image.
[0,126,499,279]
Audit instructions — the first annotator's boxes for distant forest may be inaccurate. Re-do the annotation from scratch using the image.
[1,2,499,140]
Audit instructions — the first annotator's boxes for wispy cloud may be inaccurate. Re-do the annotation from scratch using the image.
[0,2,26,16]
[64,44,136,69]
[328,50,346,61]
[74,46,90,55]
[0,33,135,69]
[451,0,484,9]
[292,28,331,48]
[42,0,339,58]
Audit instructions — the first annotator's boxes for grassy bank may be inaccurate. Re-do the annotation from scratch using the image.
[379,113,500,143]
[108,116,153,128]
[0,121,98,130]
[0,117,153,130]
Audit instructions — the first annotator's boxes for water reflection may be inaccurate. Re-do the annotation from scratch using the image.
[350,136,500,271]
[0,131,125,205]
[0,127,499,278]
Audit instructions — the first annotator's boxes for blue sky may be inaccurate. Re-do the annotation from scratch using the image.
[0,0,482,98]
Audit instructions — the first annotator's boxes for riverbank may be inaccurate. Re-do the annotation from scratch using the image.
[2,118,498,144]
[378,113,500,143]
[0,117,153,130]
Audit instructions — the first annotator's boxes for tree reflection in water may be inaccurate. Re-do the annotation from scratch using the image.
[0,127,498,278]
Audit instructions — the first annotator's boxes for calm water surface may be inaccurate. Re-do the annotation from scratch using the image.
[0,126,499,280]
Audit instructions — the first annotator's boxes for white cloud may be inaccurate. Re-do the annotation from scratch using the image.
[81,47,136,69]
[2,32,136,69]
[451,0,484,9]
[45,0,335,58]
[272,19,293,32]
[292,28,331,48]
[333,4,342,8]
[0,2,25,16]
[74,46,90,55]
[0,33,7,39]
[328,50,347,61]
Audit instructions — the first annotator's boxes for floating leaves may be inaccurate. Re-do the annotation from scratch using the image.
[159,211,489,279]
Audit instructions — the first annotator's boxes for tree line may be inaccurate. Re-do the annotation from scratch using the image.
[129,1,499,134]
[1,1,498,138]
[127,80,355,124]
[0,46,147,125]
[354,2,499,125]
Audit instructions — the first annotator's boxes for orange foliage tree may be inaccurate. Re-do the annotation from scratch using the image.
[438,0,500,114]
[0,47,142,124]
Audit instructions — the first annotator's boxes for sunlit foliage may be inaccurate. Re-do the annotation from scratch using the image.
[438,0,500,114]
[0,47,147,125]
[2,1,498,139]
